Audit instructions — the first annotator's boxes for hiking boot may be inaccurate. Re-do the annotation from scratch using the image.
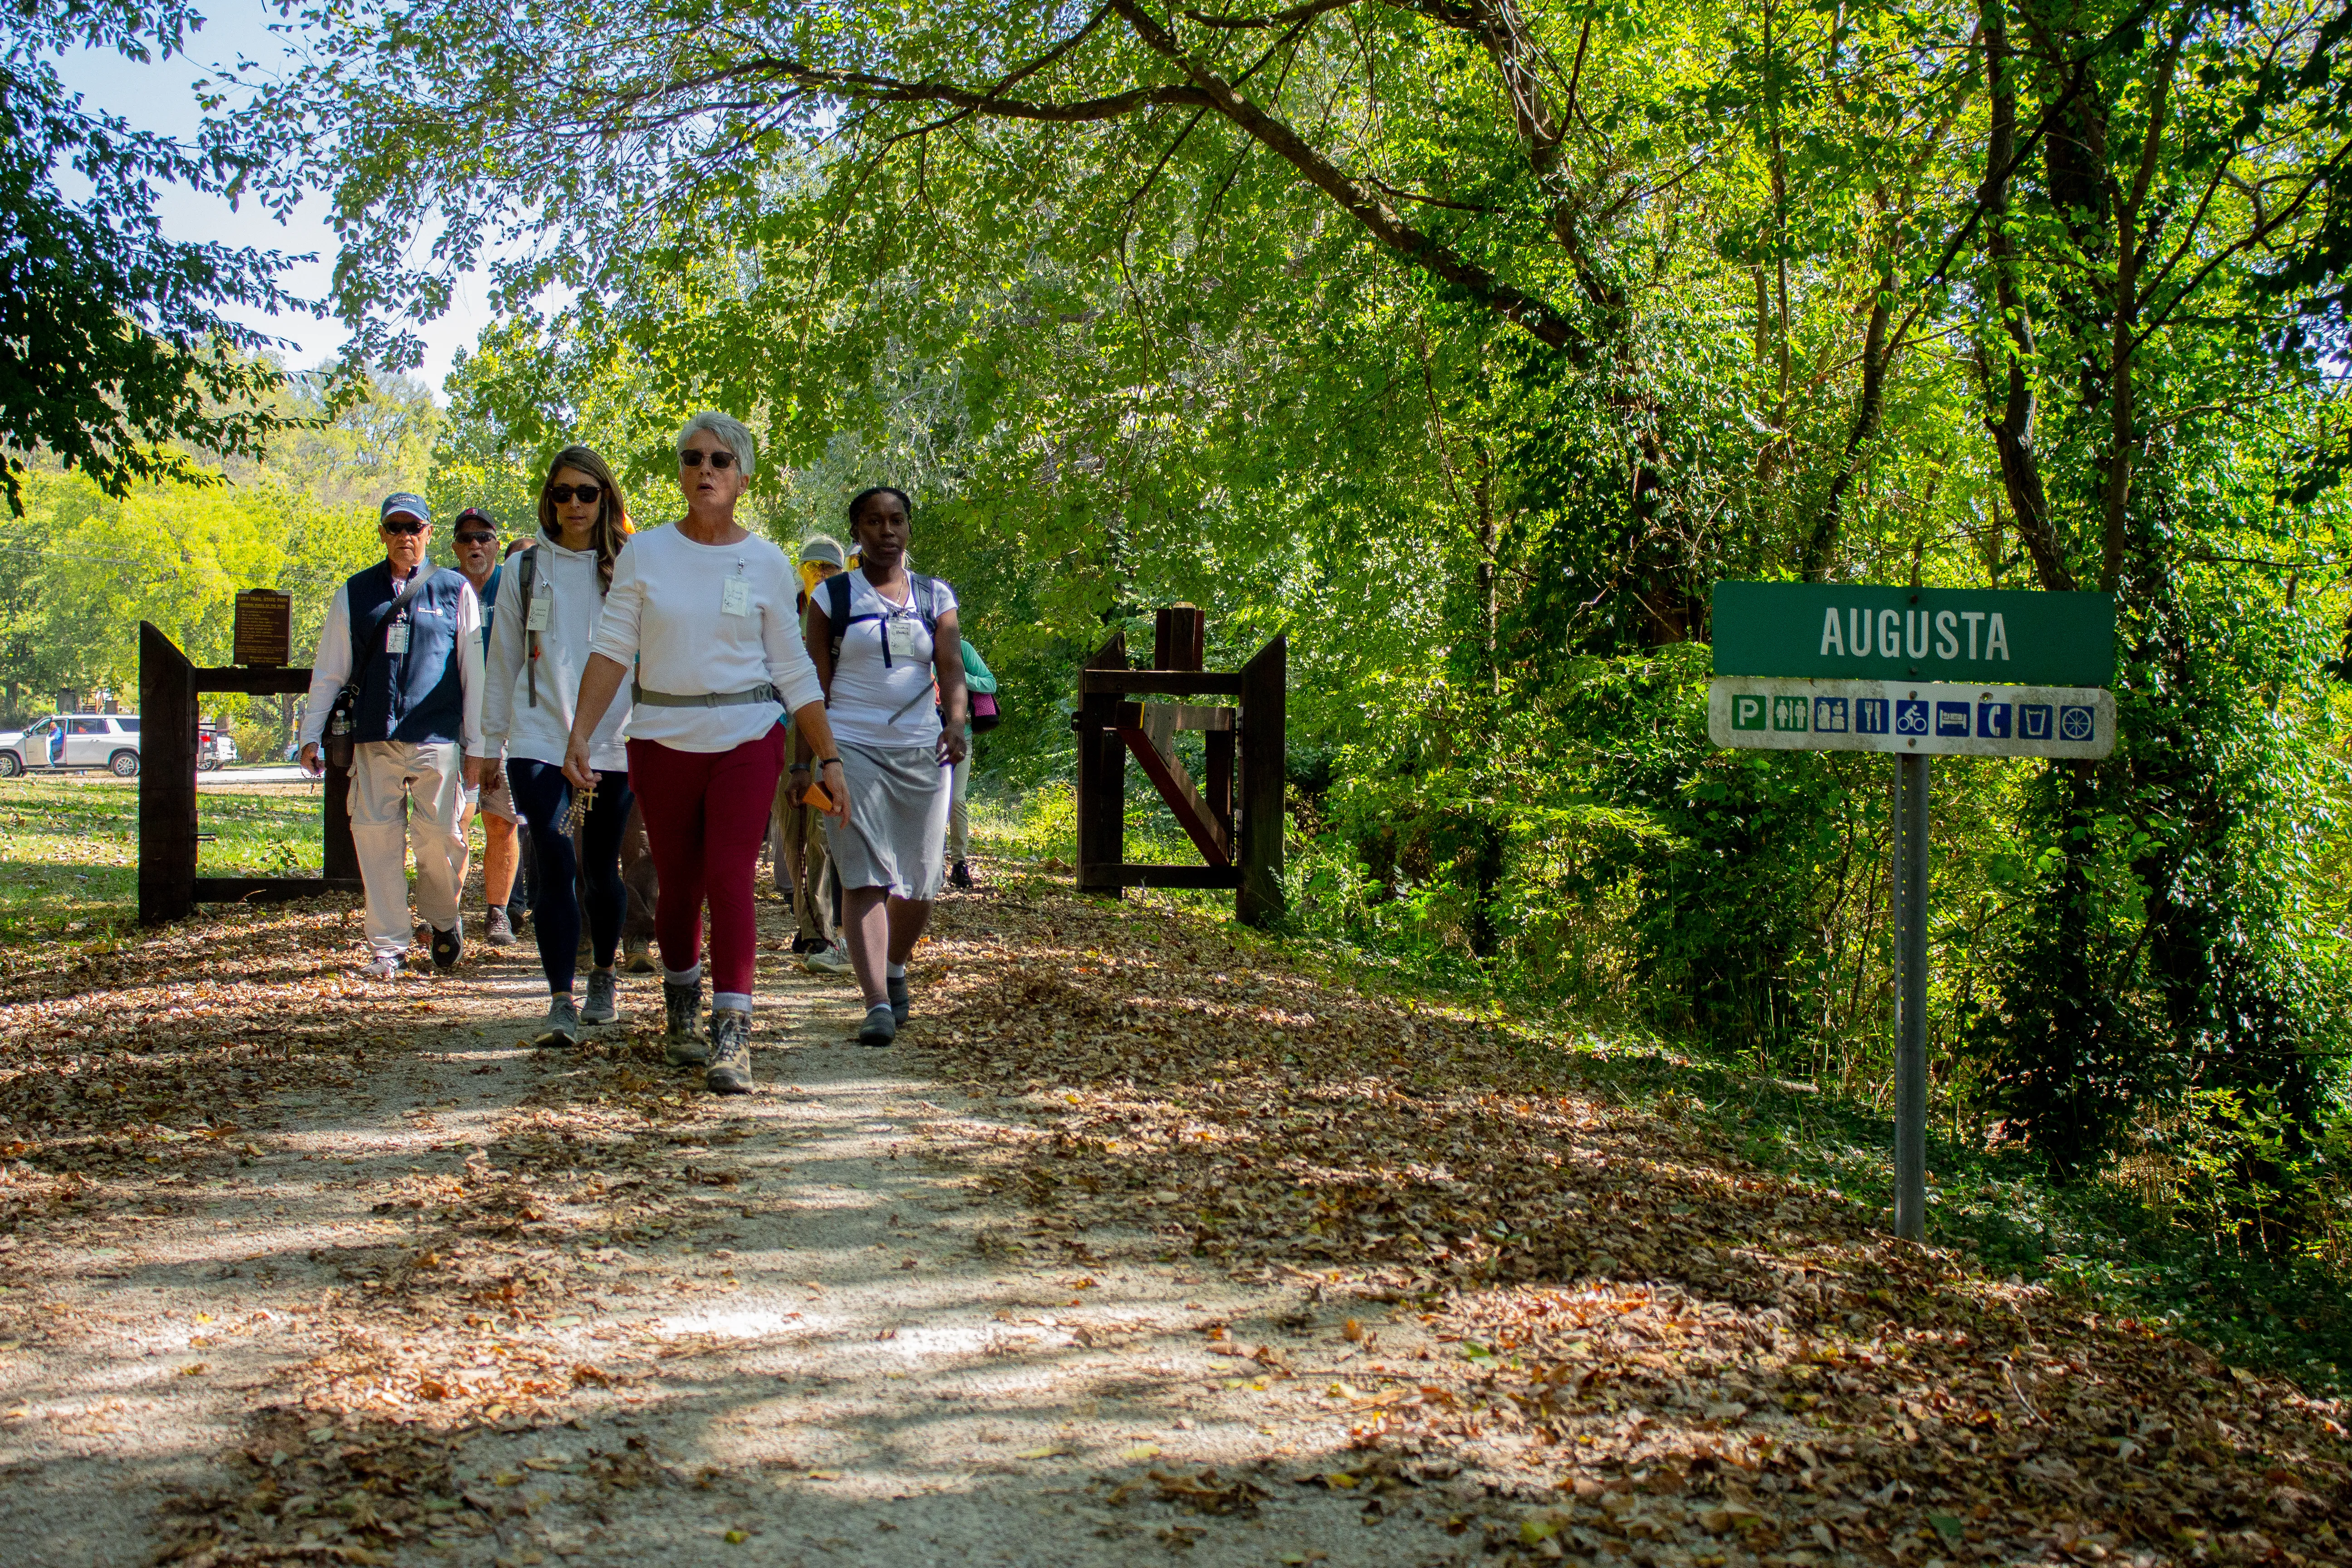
[804,941,853,976]
[430,924,462,971]
[532,994,580,1048]
[887,973,911,1027]
[857,1004,898,1048]
[949,859,973,890]
[663,979,709,1066]
[582,967,619,1026]
[485,907,518,947]
[621,940,657,975]
[360,951,402,981]
[706,1010,754,1095]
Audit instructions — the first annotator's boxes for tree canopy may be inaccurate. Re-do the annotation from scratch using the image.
[0,1,312,511]
[219,0,2352,1234]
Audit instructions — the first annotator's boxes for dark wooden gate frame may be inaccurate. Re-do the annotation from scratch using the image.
[1073,605,1285,927]
[139,622,361,925]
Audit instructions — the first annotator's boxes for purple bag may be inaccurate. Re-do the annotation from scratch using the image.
[969,691,1001,732]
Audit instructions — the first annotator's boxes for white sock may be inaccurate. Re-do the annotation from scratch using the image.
[714,991,752,1014]
[665,963,702,987]
[886,960,907,980]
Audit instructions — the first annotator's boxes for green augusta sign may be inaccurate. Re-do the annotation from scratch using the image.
[1711,582,2116,687]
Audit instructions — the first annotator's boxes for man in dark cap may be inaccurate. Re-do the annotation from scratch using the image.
[298,493,486,979]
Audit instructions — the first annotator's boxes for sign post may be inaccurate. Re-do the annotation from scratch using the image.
[1710,583,2116,1241]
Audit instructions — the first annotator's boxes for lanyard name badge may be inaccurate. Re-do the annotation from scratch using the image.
[721,562,752,618]
[886,603,918,660]
[526,579,553,632]
[385,612,410,655]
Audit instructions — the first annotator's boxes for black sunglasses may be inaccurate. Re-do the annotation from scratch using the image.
[548,484,603,505]
[454,530,497,544]
[678,448,737,470]
[381,519,427,535]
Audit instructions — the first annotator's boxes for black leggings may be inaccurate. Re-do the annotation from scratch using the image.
[507,759,633,995]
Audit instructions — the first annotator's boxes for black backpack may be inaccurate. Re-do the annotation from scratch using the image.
[823,570,946,670]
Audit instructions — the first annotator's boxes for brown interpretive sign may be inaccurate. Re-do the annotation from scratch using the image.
[232,589,292,666]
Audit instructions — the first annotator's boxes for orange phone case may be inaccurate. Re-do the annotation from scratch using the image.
[803,779,834,813]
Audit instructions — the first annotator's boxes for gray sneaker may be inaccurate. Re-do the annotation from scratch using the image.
[706,1010,754,1095]
[485,907,518,947]
[804,942,853,976]
[857,1004,897,1048]
[360,951,402,981]
[532,994,580,1048]
[663,979,709,1066]
[582,967,619,1025]
[887,973,911,1026]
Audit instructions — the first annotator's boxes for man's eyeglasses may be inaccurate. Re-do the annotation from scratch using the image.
[678,448,736,470]
[381,519,427,535]
[548,484,603,505]
[454,531,497,545]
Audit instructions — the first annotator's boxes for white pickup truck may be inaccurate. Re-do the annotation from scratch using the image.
[0,713,143,777]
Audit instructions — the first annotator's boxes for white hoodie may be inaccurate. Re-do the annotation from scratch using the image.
[482,535,632,770]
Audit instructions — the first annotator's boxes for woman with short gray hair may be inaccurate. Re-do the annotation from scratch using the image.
[562,411,851,1095]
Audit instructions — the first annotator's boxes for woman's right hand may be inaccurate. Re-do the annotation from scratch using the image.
[561,733,599,792]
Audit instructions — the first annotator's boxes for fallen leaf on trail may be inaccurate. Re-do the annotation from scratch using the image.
[1012,1446,1065,1459]
[803,1469,845,1480]
[1118,1442,1161,1460]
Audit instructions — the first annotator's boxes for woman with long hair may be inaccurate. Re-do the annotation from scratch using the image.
[564,412,849,1094]
[473,445,637,1044]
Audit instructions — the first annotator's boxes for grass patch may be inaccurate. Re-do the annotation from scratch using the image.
[0,776,327,946]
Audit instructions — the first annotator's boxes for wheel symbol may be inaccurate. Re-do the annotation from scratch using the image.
[2059,706,2094,741]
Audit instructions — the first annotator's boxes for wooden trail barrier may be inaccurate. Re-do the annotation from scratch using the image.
[139,622,360,925]
[1073,605,1285,927]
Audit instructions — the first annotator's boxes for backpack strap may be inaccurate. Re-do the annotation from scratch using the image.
[518,544,541,708]
[825,571,945,670]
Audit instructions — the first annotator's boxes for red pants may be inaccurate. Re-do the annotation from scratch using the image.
[627,729,788,996]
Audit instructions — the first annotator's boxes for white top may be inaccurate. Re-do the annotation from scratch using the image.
[482,536,632,770]
[820,570,958,748]
[299,568,485,752]
[588,523,826,754]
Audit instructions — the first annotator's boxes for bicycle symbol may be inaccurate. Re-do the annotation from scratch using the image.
[1895,701,1930,735]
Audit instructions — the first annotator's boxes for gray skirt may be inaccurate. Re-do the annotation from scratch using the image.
[824,741,951,901]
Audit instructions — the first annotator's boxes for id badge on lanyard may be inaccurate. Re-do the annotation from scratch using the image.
[886,611,918,659]
[526,584,553,632]
[386,616,411,655]
[722,568,752,618]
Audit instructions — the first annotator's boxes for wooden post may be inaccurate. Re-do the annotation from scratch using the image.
[1235,632,1287,927]
[1152,605,1205,671]
[1074,631,1128,897]
[138,622,200,924]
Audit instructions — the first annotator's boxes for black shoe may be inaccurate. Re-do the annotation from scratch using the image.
[706,1010,754,1094]
[430,925,462,970]
[858,1004,898,1047]
[887,974,911,1027]
[949,860,973,890]
[664,979,708,1066]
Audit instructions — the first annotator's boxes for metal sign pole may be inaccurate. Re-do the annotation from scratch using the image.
[1892,751,1930,1240]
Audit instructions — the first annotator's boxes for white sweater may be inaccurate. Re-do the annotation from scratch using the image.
[588,524,826,753]
[482,536,632,770]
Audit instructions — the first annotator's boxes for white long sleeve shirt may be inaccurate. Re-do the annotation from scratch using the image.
[587,524,824,753]
[299,567,485,752]
[482,537,632,770]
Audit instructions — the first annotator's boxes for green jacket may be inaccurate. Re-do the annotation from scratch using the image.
[960,638,998,695]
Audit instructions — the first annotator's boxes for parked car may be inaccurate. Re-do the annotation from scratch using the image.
[0,713,142,777]
[196,727,239,771]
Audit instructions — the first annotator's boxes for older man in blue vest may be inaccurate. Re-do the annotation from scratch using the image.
[299,493,487,979]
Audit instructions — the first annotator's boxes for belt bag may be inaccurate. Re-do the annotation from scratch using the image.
[632,680,779,709]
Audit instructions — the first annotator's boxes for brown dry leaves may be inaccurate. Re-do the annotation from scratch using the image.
[911,871,2352,1566]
